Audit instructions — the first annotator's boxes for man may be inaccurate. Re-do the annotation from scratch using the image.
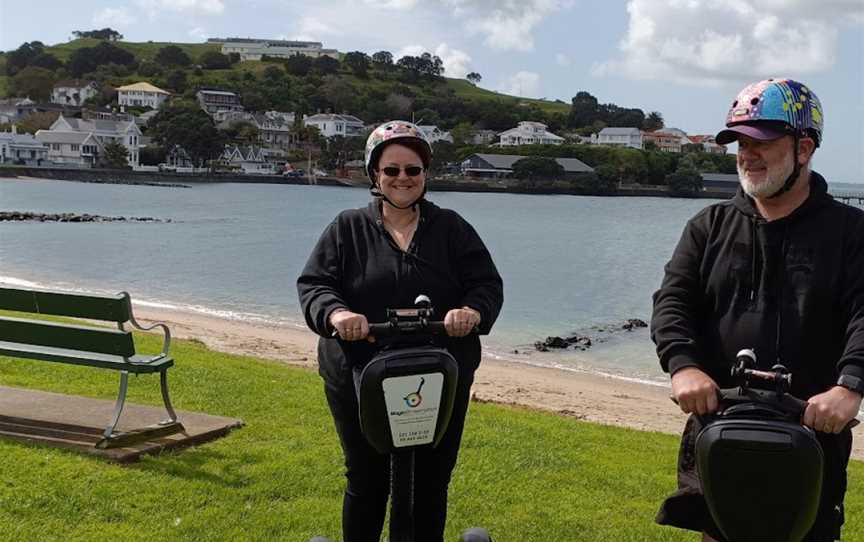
[652,78,864,541]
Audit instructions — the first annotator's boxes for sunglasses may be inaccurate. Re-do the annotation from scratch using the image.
[381,165,424,177]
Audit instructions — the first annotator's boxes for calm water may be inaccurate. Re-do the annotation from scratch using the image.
[0,178,731,382]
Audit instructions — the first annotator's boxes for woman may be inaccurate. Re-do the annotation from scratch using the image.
[297,120,503,541]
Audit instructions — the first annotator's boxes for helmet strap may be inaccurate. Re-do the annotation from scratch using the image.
[767,134,802,199]
[369,182,426,211]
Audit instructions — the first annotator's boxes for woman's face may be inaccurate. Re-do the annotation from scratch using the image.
[376,144,426,209]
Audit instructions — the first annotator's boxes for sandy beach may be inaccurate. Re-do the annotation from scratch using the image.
[135,305,864,459]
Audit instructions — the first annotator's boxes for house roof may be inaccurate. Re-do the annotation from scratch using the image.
[0,131,46,149]
[197,89,239,97]
[598,127,641,136]
[498,126,564,140]
[116,82,170,94]
[35,130,97,145]
[466,153,594,173]
[305,113,364,124]
[58,116,138,134]
[53,80,97,89]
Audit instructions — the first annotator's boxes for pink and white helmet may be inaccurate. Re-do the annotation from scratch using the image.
[364,120,433,182]
[716,78,824,147]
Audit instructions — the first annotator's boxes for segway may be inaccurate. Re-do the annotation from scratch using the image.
[313,295,492,542]
[694,349,858,542]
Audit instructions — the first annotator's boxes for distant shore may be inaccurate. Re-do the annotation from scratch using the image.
[0,165,734,199]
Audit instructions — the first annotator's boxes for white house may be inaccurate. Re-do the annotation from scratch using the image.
[304,113,364,138]
[498,121,564,146]
[688,135,727,154]
[47,116,142,167]
[35,130,102,167]
[596,127,643,149]
[209,38,339,61]
[216,110,297,148]
[221,145,275,174]
[197,89,244,116]
[51,80,99,106]
[117,82,170,110]
[418,125,453,144]
[0,126,49,165]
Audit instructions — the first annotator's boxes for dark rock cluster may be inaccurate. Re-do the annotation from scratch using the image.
[0,211,170,223]
[533,318,649,352]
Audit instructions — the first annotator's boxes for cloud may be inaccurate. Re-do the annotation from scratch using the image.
[136,0,225,18]
[188,27,209,41]
[395,45,428,59]
[290,16,337,41]
[362,0,419,8]
[594,0,864,85]
[498,71,541,98]
[92,7,134,27]
[394,43,473,78]
[444,0,573,51]
[555,53,571,67]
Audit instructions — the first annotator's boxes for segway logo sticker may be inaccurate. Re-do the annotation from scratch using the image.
[403,377,424,408]
[382,372,444,448]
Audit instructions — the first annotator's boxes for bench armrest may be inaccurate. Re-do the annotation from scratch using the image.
[127,311,171,358]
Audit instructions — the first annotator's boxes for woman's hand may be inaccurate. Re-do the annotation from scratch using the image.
[444,307,481,338]
[329,310,371,341]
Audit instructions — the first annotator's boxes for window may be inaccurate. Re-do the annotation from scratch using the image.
[71,144,80,151]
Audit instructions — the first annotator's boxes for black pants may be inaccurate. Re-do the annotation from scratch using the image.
[324,369,475,542]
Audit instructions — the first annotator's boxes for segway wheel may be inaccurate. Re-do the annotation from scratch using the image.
[309,537,333,542]
[459,527,493,541]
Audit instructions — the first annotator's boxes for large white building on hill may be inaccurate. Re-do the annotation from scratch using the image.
[208,38,339,61]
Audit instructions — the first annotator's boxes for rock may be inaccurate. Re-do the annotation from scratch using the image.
[622,318,648,331]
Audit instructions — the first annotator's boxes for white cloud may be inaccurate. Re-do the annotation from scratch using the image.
[136,0,225,18]
[395,45,427,59]
[362,0,419,8]
[394,43,472,78]
[555,53,571,67]
[443,0,573,51]
[92,7,134,27]
[290,16,337,41]
[498,71,541,98]
[594,0,864,85]
[188,27,209,41]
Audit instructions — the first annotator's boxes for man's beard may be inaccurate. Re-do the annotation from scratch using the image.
[738,156,795,199]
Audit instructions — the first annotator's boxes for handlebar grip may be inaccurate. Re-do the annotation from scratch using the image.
[367,321,447,338]
[367,323,395,337]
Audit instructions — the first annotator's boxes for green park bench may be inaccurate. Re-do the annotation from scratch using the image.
[0,286,184,448]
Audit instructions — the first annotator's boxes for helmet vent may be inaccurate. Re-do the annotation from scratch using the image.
[750,98,759,105]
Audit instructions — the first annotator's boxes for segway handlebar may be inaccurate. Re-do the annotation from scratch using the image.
[368,320,447,338]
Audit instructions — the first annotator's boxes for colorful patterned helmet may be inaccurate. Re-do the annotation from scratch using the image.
[716,78,823,147]
[364,120,433,182]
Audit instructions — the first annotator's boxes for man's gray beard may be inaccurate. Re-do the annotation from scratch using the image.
[738,157,795,199]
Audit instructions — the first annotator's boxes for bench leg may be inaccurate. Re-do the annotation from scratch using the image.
[159,369,179,425]
[103,370,129,439]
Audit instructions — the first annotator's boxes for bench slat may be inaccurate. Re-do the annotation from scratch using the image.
[0,287,132,322]
[0,341,173,373]
[0,317,135,357]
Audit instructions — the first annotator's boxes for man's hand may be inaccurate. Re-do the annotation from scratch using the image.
[803,386,862,434]
[671,367,720,415]
[444,307,481,338]
[329,310,371,342]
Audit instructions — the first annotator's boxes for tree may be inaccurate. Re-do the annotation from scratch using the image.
[312,55,340,75]
[372,51,394,67]
[139,145,167,166]
[200,51,231,70]
[5,42,45,76]
[666,167,703,196]
[466,72,482,85]
[9,67,55,102]
[155,45,192,67]
[263,64,284,82]
[321,76,357,113]
[101,141,129,168]
[1,111,58,134]
[285,54,312,76]
[227,52,241,65]
[511,156,564,181]
[165,70,187,93]
[343,51,370,78]
[643,111,664,132]
[28,53,62,71]
[68,42,134,77]
[149,101,227,168]
[569,91,600,128]
[450,122,475,146]
[72,28,123,41]
[223,121,259,144]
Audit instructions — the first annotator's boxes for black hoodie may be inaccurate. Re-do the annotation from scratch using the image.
[651,172,864,399]
[297,199,504,388]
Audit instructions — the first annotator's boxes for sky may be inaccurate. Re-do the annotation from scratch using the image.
[1,0,863,182]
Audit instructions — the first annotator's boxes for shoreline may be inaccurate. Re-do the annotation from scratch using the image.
[132,304,864,459]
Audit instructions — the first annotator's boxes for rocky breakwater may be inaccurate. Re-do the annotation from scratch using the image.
[0,211,171,223]
[534,318,648,352]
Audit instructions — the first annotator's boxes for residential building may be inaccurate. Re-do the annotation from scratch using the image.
[461,153,594,179]
[0,126,49,165]
[596,127,643,149]
[471,130,499,145]
[0,98,28,124]
[418,125,453,144]
[688,135,728,154]
[642,130,685,153]
[197,89,244,116]
[51,80,99,106]
[117,82,170,109]
[304,113,364,138]
[35,130,102,167]
[209,38,339,61]
[498,121,564,146]
[47,116,141,167]
[220,145,276,174]
[216,110,297,148]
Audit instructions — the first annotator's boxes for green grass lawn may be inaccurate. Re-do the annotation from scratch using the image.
[0,330,861,541]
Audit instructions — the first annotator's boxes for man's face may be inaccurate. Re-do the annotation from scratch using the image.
[736,134,796,199]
